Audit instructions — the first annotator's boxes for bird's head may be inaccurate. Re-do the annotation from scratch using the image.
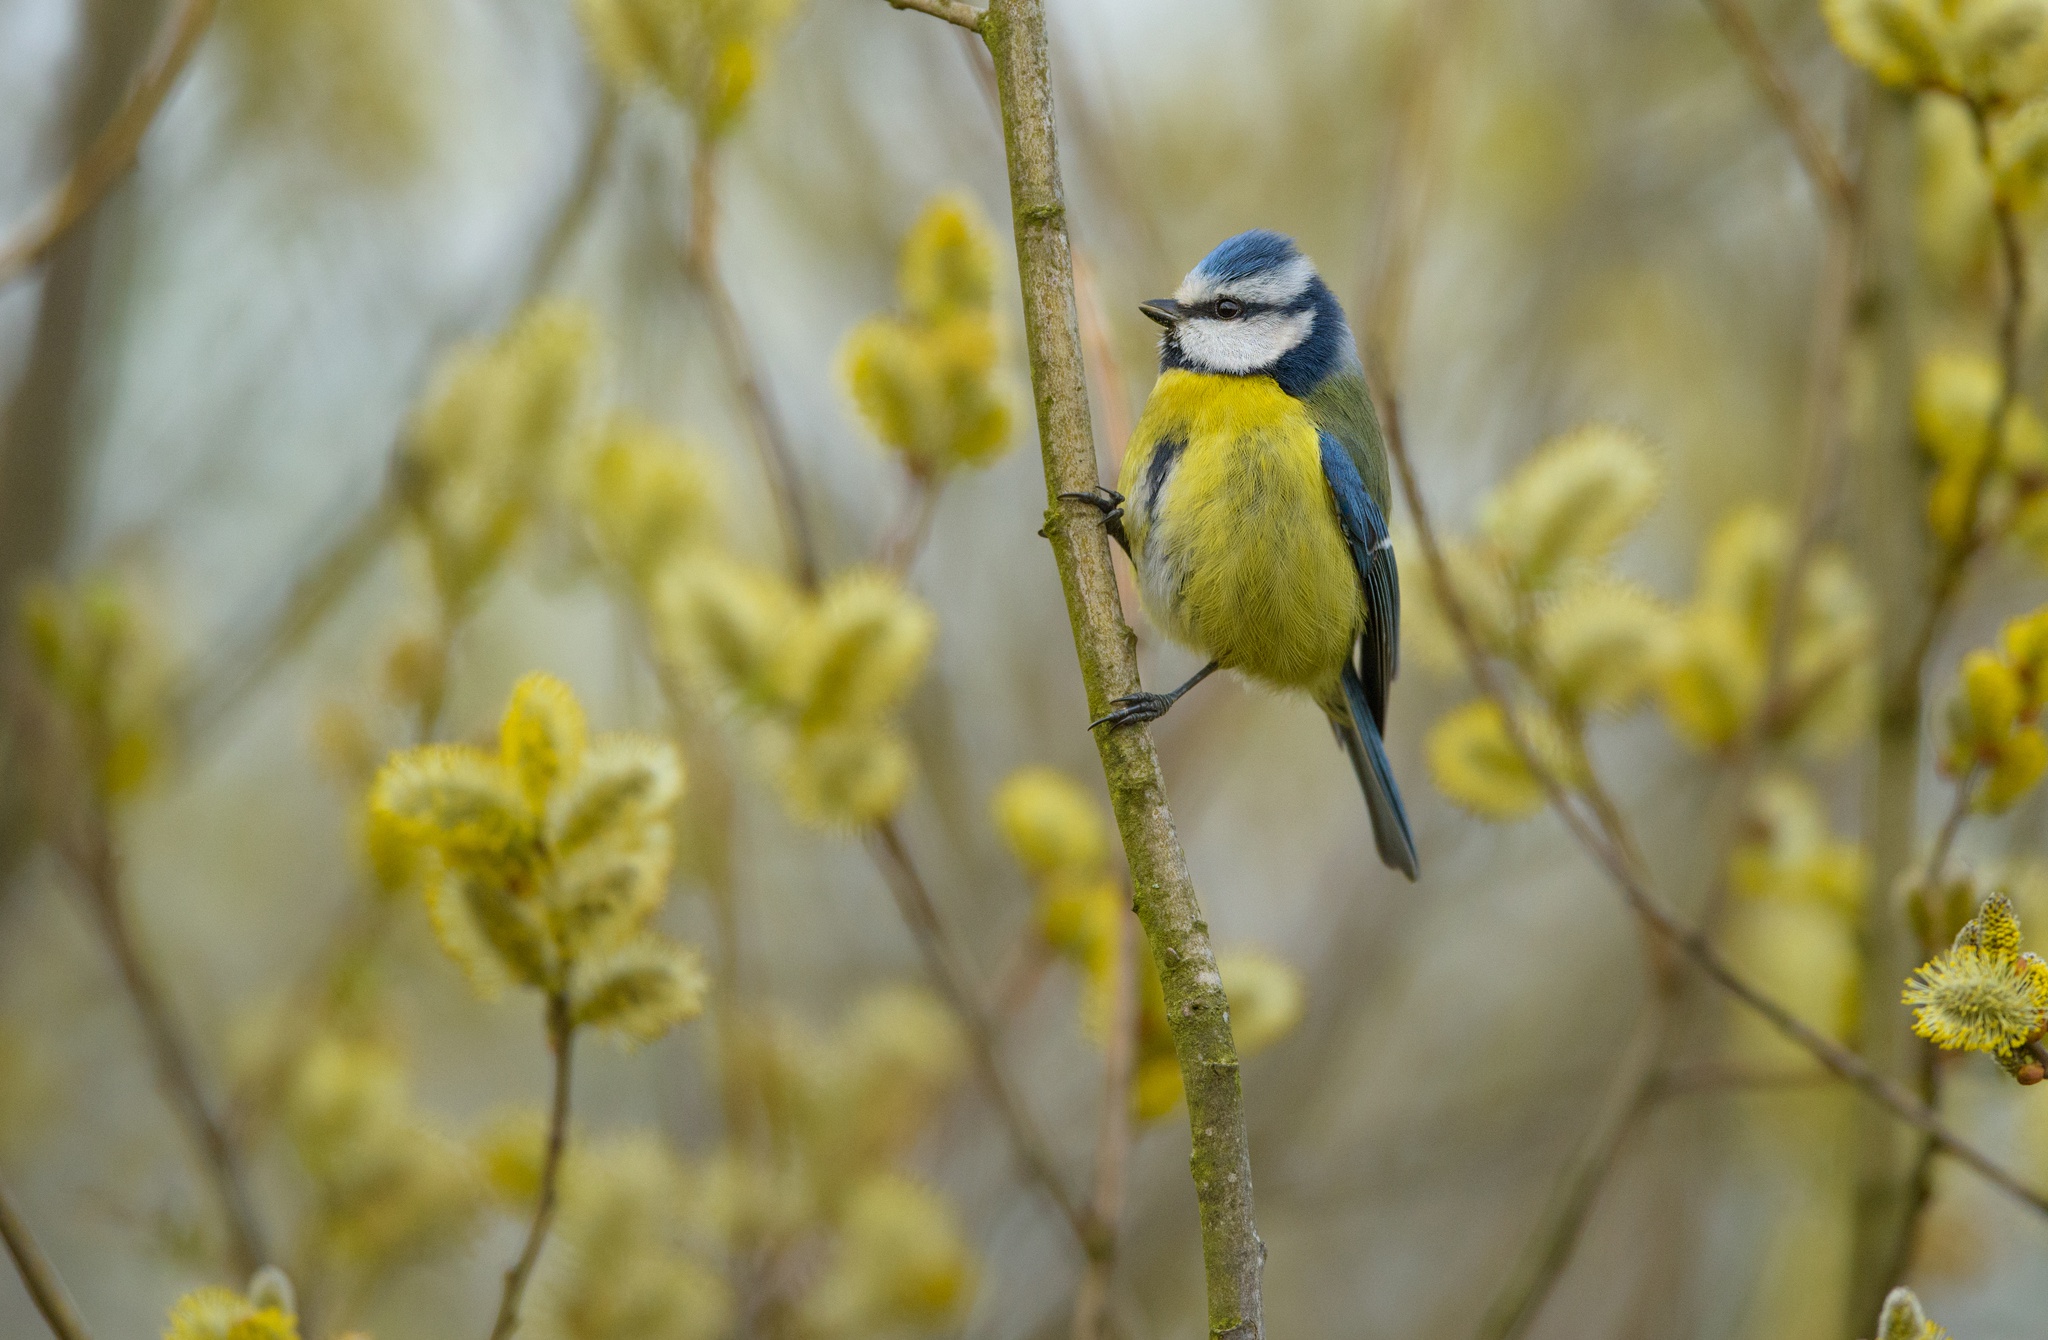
[1142,230,1352,394]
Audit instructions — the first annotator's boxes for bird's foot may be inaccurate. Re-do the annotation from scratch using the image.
[1089,691,1175,731]
[1059,485,1125,526]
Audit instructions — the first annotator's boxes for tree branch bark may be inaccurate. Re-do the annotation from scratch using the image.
[967,0,1264,1332]
[487,992,575,1340]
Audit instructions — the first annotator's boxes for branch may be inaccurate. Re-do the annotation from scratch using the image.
[1698,0,1856,218]
[1474,1004,1666,1340]
[1071,902,1138,1340]
[487,993,575,1340]
[0,0,219,287]
[967,0,1265,1332]
[885,0,986,31]
[61,802,272,1276]
[866,821,1095,1241]
[683,143,821,590]
[0,1179,94,1340]
[1377,376,2048,1223]
[1886,100,2029,719]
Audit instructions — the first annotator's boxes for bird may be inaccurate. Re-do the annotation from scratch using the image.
[1063,229,1419,880]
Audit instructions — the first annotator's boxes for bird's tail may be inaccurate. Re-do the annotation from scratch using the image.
[1329,663,1419,881]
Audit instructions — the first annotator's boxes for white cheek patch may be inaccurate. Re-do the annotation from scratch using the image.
[1176,308,1315,374]
[1174,254,1318,308]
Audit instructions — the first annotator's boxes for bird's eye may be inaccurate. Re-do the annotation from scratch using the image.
[1215,298,1244,319]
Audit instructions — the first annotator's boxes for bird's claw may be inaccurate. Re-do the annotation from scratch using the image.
[1060,486,1125,526]
[1089,691,1173,731]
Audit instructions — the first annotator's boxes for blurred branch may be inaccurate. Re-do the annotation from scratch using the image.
[866,821,1096,1240]
[1474,1004,1666,1340]
[683,142,821,590]
[487,993,575,1340]
[1375,371,2048,1222]
[174,500,402,747]
[1887,100,2028,718]
[884,0,985,31]
[0,0,217,288]
[1652,1060,1841,1097]
[926,0,1267,1332]
[1072,903,1138,1340]
[1697,0,1855,218]
[177,87,622,752]
[0,1178,94,1340]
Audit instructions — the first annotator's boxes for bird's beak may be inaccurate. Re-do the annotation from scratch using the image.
[1139,298,1185,327]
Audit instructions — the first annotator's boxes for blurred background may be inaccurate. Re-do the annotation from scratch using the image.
[4,0,2048,1337]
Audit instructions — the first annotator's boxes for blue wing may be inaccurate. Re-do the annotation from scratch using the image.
[1319,431,1399,730]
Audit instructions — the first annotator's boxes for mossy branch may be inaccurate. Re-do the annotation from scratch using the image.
[0,1177,95,1340]
[884,0,1266,1332]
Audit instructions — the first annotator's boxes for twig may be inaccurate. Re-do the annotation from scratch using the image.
[1697,0,1856,217]
[878,477,945,576]
[60,801,271,1276]
[0,1178,94,1340]
[487,992,575,1340]
[1885,101,2029,721]
[945,0,1267,1331]
[1652,1059,1841,1097]
[1922,770,1980,899]
[866,820,1095,1242]
[0,0,218,287]
[174,500,401,748]
[884,0,985,31]
[1072,902,1138,1340]
[1474,1004,1666,1340]
[1377,374,2048,1222]
[682,143,820,590]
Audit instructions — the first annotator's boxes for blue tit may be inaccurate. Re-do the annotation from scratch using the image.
[1067,230,1418,879]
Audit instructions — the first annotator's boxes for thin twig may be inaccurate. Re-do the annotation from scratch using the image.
[61,803,271,1276]
[1377,375,2048,1222]
[866,820,1096,1243]
[1886,101,2029,720]
[879,477,945,576]
[0,0,218,287]
[1651,1060,1841,1098]
[1474,1004,1667,1340]
[683,143,820,590]
[487,993,576,1340]
[0,1178,94,1340]
[1697,0,1856,217]
[1072,903,1138,1340]
[884,0,985,31]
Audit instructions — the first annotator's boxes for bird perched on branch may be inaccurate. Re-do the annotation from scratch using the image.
[1066,230,1418,879]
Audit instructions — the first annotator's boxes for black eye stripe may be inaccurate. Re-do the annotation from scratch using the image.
[1208,298,1282,318]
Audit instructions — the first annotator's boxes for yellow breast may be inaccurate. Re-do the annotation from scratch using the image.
[1118,370,1363,692]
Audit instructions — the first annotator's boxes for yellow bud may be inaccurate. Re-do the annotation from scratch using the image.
[1659,606,1764,750]
[656,556,804,711]
[1530,578,1676,714]
[776,569,936,732]
[1876,1285,1952,1340]
[1217,949,1306,1056]
[163,1286,300,1340]
[1480,424,1660,588]
[549,734,685,856]
[802,1175,977,1331]
[472,1107,549,1207]
[1822,0,1947,87]
[1951,648,2025,755]
[569,932,708,1044]
[841,314,1013,474]
[1918,95,1995,286]
[1981,725,2048,811]
[1425,699,1572,820]
[370,744,537,876]
[580,415,723,588]
[898,192,999,321]
[2003,603,2048,715]
[992,766,1109,880]
[775,725,913,829]
[1728,773,1869,913]
[499,672,589,811]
